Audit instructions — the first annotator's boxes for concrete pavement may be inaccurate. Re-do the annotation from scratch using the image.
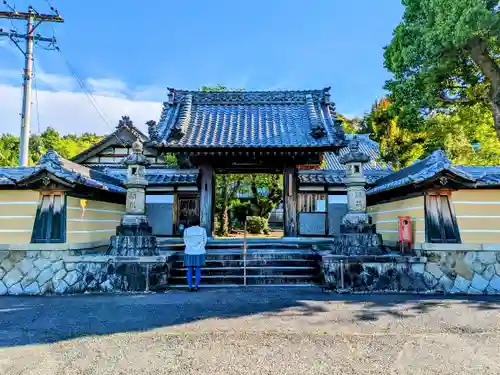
[0,288,499,374]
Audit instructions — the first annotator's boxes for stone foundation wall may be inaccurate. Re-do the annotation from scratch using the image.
[0,250,176,295]
[321,251,500,294]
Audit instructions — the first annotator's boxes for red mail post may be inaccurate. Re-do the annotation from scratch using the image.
[398,216,412,252]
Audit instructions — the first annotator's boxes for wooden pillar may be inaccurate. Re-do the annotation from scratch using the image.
[283,166,298,237]
[199,164,214,236]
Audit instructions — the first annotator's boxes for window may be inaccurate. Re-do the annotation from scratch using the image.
[425,193,460,243]
[31,193,66,243]
[298,193,326,213]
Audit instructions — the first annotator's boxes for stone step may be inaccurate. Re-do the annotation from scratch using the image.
[166,247,317,255]
[167,283,318,289]
[175,252,319,262]
[171,267,316,278]
[169,274,318,285]
[158,238,333,252]
[174,266,316,271]
[173,260,318,270]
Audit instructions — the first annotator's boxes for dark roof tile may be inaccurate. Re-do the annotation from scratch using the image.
[104,168,198,186]
[367,150,500,195]
[0,152,125,193]
[150,89,344,149]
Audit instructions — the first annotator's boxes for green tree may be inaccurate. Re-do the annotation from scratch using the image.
[336,114,364,134]
[364,98,426,168]
[384,0,500,139]
[215,174,246,236]
[0,134,20,167]
[424,102,500,164]
[0,129,103,167]
[248,174,283,219]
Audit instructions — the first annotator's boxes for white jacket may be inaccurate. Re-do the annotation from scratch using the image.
[183,225,207,255]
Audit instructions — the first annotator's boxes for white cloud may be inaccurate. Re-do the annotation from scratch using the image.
[85,78,129,98]
[0,83,162,136]
[36,71,78,92]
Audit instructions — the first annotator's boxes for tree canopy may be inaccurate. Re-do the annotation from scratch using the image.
[384,0,500,139]
[0,128,102,167]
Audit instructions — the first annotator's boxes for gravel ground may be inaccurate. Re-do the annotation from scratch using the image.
[0,288,500,374]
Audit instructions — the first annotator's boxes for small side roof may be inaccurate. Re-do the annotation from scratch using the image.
[103,168,199,186]
[367,150,500,195]
[298,135,393,185]
[0,151,125,193]
[72,116,149,164]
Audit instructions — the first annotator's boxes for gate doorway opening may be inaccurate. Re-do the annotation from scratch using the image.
[214,173,284,238]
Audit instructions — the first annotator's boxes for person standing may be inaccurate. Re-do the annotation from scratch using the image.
[183,218,207,291]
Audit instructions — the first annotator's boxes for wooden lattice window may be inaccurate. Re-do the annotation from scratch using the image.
[425,192,461,244]
[298,193,327,213]
[31,193,66,243]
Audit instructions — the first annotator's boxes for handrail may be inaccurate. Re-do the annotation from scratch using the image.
[243,217,247,286]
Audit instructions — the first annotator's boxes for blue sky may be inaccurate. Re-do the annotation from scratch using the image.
[0,0,404,135]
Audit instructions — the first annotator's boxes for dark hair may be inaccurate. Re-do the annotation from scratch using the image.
[191,217,201,226]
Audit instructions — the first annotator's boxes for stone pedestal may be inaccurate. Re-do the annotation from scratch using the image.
[108,235,158,256]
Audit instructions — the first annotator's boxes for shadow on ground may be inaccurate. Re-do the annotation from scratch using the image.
[0,288,499,348]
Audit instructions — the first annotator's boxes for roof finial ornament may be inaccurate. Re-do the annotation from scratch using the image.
[118,115,133,128]
[146,120,159,142]
[167,87,176,105]
[323,87,331,104]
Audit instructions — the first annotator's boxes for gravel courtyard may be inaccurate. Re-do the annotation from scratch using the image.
[0,288,499,374]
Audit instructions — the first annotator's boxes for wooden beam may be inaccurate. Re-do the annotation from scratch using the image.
[283,166,298,236]
[199,164,215,236]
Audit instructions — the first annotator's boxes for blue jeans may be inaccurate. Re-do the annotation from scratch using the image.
[187,266,202,288]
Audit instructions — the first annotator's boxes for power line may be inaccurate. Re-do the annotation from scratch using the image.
[2,1,18,32]
[0,2,63,166]
[55,46,130,149]
[41,1,132,150]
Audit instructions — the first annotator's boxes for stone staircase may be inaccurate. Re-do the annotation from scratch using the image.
[158,239,326,288]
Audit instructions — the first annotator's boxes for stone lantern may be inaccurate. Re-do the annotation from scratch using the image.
[121,139,150,231]
[108,139,157,256]
[340,137,371,231]
[336,137,384,255]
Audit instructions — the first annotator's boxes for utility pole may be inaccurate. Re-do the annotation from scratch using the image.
[0,3,63,166]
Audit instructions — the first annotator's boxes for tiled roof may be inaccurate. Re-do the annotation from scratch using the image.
[323,134,392,171]
[103,168,198,186]
[297,135,393,186]
[148,88,344,149]
[72,116,149,163]
[455,166,500,186]
[0,151,125,193]
[298,170,390,185]
[367,150,500,195]
[0,167,37,185]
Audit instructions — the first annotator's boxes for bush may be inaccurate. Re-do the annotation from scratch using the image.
[246,216,269,234]
[231,201,252,223]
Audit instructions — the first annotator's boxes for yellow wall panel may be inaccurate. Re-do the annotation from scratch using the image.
[455,220,500,231]
[452,189,500,244]
[368,196,426,245]
[0,205,39,217]
[0,190,39,203]
[66,197,124,243]
[0,190,39,243]
[459,232,500,244]
[453,205,500,216]
[453,190,500,202]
